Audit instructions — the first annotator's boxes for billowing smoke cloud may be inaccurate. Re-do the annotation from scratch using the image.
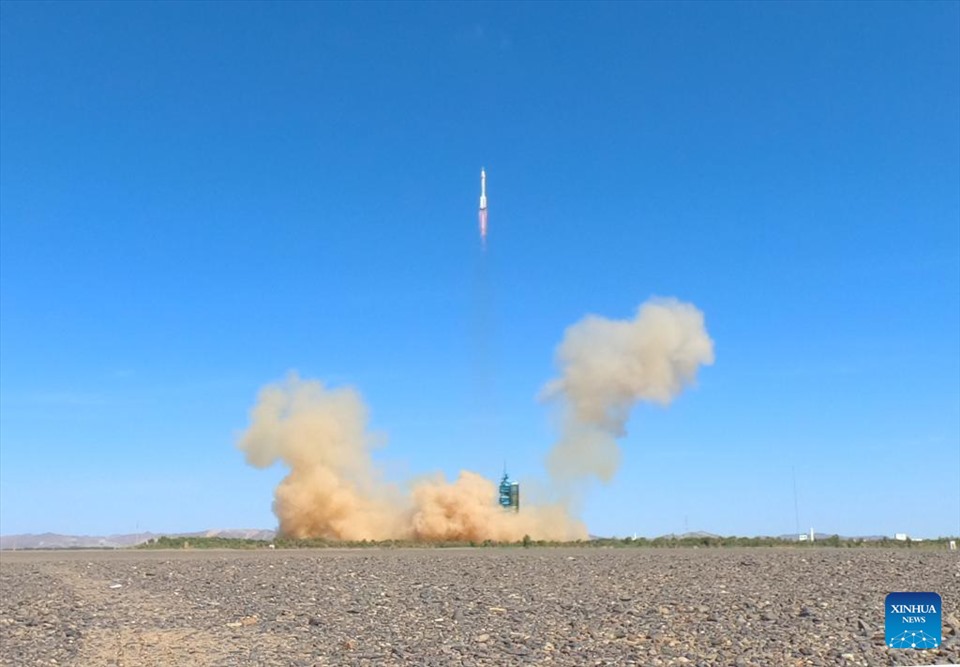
[542,298,715,482]
[238,297,713,541]
[237,378,406,540]
[237,374,586,541]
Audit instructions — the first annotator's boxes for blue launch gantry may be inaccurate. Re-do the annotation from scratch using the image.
[498,470,520,512]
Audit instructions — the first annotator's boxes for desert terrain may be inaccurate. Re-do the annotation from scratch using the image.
[1,547,957,666]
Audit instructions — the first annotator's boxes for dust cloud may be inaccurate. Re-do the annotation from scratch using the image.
[238,298,713,541]
[237,374,585,541]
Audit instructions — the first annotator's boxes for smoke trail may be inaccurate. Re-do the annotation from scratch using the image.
[542,298,714,483]
[237,373,585,541]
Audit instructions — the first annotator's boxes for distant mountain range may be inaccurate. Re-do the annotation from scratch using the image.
[0,529,276,550]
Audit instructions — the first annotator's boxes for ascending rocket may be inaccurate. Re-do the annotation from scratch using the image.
[478,168,488,246]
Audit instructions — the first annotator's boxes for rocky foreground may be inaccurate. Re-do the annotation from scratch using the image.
[1,547,957,666]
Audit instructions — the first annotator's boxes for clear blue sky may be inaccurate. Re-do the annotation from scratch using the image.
[1,1,957,539]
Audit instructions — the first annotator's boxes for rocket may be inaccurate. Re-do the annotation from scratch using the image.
[478,168,488,245]
[479,168,487,211]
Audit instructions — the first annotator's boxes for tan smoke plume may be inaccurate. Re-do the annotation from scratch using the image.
[238,297,712,541]
[542,298,715,482]
[237,373,586,541]
[237,377,407,540]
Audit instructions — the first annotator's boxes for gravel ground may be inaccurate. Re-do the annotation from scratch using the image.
[1,547,957,666]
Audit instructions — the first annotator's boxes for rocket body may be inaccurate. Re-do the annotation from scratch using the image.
[478,168,488,244]
[479,169,487,210]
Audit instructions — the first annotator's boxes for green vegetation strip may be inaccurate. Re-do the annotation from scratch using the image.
[136,535,959,550]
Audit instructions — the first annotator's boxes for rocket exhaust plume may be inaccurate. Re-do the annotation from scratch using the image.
[237,298,713,541]
[542,298,715,483]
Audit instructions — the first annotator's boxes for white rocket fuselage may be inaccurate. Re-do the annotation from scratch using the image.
[479,169,487,210]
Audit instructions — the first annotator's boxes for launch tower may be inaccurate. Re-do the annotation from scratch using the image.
[498,470,519,512]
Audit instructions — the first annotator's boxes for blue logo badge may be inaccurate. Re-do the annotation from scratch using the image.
[885,592,941,649]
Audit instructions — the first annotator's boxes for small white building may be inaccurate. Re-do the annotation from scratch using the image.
[894,533,908,541]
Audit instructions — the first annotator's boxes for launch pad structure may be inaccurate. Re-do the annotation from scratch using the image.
[498,471,519,512]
